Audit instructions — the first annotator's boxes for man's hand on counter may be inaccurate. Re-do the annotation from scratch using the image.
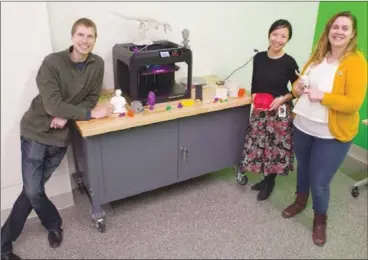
[91,104,114,119]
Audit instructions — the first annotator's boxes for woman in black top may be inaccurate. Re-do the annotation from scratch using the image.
[239,19,299,201]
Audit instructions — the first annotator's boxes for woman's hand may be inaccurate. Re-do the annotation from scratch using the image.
[304,88,324,102]
[269,96,285,111]
[293,70,307,97]
[293,80,304,97]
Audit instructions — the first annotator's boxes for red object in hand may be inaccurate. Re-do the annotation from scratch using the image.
[253,93,274,110]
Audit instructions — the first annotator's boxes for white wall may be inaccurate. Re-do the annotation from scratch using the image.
[1,2,319,214]
[46,2,319,91]
[1,2,73,213]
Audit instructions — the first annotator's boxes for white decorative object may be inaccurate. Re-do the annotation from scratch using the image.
[181,28,190,49]
[301,75,310,89]
[215,88,228,100]
[228,88,239,98]
[110,89,127,114]
[225,80,240,97]
[112,12,172,46]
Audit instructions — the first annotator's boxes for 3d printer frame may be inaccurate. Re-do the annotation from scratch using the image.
[112,40,193,105]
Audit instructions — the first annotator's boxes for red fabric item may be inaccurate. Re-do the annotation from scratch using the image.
[253,93,274,110]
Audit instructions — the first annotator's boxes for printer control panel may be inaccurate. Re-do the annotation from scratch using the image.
[159,49,182,58]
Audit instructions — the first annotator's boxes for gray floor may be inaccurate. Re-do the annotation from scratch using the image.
[11,169,368,259]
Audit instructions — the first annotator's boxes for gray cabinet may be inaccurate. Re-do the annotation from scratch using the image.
[71,105,250,232]
[178,107,248,181]
[100,120,180,204]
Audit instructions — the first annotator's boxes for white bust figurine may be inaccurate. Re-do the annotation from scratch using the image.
[110,89,127,114]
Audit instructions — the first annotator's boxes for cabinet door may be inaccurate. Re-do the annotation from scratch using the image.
[178,106,250,181]
[100,120,179,203]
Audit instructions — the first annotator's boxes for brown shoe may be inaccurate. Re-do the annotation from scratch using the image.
[313,213,327,246]
[282,193,309,218]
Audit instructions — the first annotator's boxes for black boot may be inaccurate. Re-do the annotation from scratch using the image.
[48,229,63,249]
[257,174,276,201]
[251,179,266,191]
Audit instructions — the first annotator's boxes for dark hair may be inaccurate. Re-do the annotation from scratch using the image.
[268,19,293,40]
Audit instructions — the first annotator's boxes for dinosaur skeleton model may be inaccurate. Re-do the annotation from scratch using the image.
[112,12,172,45]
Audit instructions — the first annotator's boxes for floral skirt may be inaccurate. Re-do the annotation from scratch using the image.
[240,103,294,176]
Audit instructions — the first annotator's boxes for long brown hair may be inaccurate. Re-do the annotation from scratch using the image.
[309,11,358,65]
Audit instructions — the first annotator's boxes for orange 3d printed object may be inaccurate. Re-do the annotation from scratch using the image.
[237,88,246,97]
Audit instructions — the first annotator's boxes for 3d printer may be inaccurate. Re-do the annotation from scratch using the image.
[112,40,193,105]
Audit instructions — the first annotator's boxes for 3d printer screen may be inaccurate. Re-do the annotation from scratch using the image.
[159,51,170,58]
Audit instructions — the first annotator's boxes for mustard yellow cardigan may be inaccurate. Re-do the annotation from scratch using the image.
[292,51,367,142]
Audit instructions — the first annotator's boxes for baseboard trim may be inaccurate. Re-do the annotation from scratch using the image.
[348,144,368,165]
[1,191,74,226]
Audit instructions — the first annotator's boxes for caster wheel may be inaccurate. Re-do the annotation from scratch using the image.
[96,219,106,233]
[351,187,359,198]
[236,172,248,185]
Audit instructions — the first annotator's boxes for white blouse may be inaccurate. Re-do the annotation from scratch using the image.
[293,58,339,139]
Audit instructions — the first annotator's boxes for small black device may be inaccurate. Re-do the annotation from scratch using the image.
[195,84,203,101]
[112,40,193,105]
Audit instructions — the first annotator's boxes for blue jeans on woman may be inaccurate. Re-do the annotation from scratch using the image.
[293,127,352,214]
[1,136,67,254]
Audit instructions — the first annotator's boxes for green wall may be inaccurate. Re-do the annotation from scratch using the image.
[313,1,368,149]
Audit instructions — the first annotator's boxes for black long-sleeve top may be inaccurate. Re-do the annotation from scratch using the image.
[251,51,299,98]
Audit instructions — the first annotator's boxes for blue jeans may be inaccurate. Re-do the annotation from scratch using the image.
[293,127,351,214]
[1,136,67,253]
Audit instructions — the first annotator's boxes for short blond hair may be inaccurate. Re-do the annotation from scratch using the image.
[309,11,358,65]
[71,17,97,38]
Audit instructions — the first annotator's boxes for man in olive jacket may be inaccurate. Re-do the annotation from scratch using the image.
[1,18,112,260]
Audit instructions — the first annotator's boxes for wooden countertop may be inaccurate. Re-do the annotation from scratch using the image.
[75,75,251,137]
[362,119,368,126]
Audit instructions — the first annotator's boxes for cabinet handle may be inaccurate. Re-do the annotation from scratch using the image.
[180,146,188,162]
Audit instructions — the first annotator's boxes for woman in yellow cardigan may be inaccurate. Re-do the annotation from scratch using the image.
[281,11,367,246]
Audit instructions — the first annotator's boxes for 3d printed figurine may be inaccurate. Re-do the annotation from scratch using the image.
[127,110,134,117]
[237,88,246,97]
[181,99,194,107]
[301,75,310,89]
[110,89,127,114]
[181,28,190,49]
[131,100,144,113]
[147,91,156,110]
